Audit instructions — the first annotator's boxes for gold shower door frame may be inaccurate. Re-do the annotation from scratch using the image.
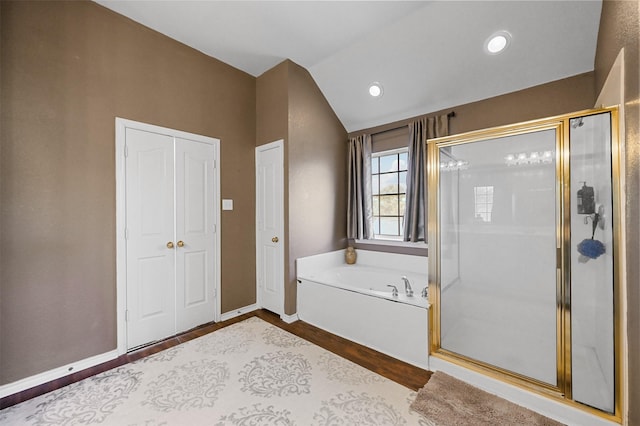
[427,107,622,422]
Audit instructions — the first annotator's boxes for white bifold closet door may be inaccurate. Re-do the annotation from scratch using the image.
[125,128,216,350]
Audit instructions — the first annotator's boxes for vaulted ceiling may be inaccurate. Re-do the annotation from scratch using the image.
[95,1,602,132]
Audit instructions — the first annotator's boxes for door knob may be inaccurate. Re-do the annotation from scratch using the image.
[177,240,185,248]
[166,241,174,249]
[272,237,279,243]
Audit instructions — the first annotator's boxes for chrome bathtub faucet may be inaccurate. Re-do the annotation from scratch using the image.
[401,276,414,297]
[386,285,398,297]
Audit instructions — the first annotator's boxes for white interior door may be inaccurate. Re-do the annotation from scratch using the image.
[256,140,284,316]
[125,128,176,349]
[175,138,216,333]
[119,119,220,352]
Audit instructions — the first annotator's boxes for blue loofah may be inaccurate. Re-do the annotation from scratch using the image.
[577,239,606,259]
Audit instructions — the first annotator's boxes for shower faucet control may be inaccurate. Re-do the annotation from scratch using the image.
[401,276,414,297]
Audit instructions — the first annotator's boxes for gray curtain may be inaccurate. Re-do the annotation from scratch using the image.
[347,134,373,240]
[403,114,449,242]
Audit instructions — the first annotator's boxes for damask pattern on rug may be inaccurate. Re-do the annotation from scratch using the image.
[127,419,170,426]
[194,331,253,355]
[135,347,183,364]
[26,367,142,425]
[261,325,311,348]
[1,318,427,425]
[313,391,407,426]
[143,359,229,411]
[316,352,386,385]
[239,352,311,397]
[216,403,294,426]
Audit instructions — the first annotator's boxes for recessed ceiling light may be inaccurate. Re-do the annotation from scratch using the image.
[485,31,511,55]
[368,82,383,98]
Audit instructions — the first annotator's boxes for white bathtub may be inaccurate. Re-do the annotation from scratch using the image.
[296,249,429,369]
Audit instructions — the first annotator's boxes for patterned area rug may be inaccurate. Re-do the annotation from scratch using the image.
[410,371,565,426]
[0,317,430,425]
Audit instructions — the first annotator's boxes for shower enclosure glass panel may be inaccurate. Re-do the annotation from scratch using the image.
[430,108,621,420]
[439,129,558,385]
[570,112,615,413]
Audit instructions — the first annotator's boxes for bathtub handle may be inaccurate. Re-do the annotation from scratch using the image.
[401,276,414,297]
[386,285,398,297]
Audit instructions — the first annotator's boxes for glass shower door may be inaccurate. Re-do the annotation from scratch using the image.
[569,112,615,413]
[429,108,622,420]
[437,127,559,387]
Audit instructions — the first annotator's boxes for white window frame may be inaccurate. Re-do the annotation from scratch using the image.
[370,147,408,242]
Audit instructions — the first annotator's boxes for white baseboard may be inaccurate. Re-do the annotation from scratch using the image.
[281,313,299,323]
[0,349,119,399]
[220,304,259,322]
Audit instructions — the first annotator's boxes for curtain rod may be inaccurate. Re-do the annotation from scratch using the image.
[370,111,455,136]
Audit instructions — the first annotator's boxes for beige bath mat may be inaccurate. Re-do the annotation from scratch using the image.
[410,371,565,426]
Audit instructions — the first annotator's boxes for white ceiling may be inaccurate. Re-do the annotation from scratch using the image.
[95,1,602,132]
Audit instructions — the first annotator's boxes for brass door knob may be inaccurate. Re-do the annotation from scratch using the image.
[272,237,279,243]
[166,241,174,249]
[177,240,185,248]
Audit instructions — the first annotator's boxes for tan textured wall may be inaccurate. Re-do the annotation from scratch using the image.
[594,1,640,422]
[256,61,290,313]
[351,72,596,138]
[256,61,347,315]
[445,72,596,135]
[256,62,289,146]
[0,1,256,384]
[287,62,348,315]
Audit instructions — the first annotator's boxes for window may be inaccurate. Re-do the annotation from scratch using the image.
[371,149,408,239]
[474,186,494,222]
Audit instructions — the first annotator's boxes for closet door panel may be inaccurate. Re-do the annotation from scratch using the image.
[125,128,176,349]
[175,138,216,333]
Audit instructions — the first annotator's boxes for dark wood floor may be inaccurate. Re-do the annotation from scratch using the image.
[0,309,432,410]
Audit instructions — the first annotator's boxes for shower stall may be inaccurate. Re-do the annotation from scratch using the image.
[427,107,621,421]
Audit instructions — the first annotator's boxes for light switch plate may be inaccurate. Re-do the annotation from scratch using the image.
[222,199,233,210]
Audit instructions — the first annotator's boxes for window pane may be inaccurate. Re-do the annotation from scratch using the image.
[371,150,409,240]
[380,195,399,216]
[373,217,380,235]
[399,152,408,171]
[399,171,407,193]
[380,173,398,194]
[380,154,397,172]
[380,217,399,235]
